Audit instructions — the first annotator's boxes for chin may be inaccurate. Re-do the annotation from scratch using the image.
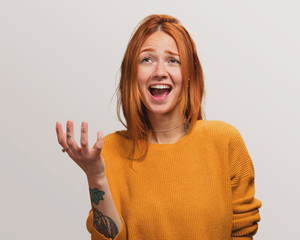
[146,103,181,117]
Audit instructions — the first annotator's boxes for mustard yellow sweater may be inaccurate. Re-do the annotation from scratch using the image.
[86,120,262,240]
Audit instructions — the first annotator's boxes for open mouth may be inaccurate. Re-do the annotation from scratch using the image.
[148,84,172,99]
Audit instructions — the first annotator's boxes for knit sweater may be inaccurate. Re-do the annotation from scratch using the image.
[86,120,262,240]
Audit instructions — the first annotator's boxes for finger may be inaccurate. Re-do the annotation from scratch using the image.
[93,130,103,158]
[80,121,89,155]
[66,120,80,152]
[56,121,75,157]
[56,121,68,148]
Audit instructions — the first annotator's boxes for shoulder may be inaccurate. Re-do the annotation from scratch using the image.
[103,131,122,142]
[190,120,246,148]
[102,130,133,158]
[103,130,130,147]
[193,120,241,139]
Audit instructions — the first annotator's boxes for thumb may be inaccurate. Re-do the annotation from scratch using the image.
[94,130,104,157]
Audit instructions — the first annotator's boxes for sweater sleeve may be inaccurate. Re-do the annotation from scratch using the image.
[87,209,127,240]
[228,128,262,239]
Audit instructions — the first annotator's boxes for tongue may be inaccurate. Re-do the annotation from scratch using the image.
[151,89,169,97]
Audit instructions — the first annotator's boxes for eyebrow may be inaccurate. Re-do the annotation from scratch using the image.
[140,48,179,56]
[165,50,179,56]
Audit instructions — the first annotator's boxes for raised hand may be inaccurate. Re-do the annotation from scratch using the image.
[56,120,106,181]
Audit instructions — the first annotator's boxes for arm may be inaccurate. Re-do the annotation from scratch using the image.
[231,175,261,239]
[87,177,122,239]
[56,121,124,239]
[229,129,262,239]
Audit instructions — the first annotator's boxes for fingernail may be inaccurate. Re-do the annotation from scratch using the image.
[56,122,59,128]
[82,122,87,128]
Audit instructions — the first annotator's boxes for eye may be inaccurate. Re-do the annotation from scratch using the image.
[141,57,153,63]
[169,58,181,64]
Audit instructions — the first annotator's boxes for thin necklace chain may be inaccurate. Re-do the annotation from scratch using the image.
[152,119,186,133]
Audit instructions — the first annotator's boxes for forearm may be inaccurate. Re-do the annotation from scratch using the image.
[88,176,122,239]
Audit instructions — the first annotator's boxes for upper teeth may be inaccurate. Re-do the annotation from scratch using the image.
[150,85,170,89]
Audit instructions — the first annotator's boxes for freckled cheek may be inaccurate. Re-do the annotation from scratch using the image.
[137,69,151,91]
[170,71,183,86]
[137,78,147,102]
[138,66,152,78]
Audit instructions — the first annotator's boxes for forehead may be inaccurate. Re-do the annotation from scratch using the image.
[140,31,178,53]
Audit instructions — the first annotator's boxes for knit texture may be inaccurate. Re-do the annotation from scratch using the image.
[86,120,262,240]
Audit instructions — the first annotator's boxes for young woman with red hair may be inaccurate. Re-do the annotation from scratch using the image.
[56,15,261,239]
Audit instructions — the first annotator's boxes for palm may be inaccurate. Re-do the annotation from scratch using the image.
[56,121,106,179]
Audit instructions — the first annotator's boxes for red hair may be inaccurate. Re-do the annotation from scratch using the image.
[117,14,205,158]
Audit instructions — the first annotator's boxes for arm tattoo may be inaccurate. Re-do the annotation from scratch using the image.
[89,188,119,238]
[89,188,105,205]
[92,207,119,238]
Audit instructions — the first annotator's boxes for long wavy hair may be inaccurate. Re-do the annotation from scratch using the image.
[117,14,205,159]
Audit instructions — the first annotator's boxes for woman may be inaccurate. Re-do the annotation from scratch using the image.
[56,15,261,239]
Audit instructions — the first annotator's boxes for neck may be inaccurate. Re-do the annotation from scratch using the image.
[147,112,187,144]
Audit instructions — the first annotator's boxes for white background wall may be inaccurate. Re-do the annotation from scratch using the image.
[1,0,299,239]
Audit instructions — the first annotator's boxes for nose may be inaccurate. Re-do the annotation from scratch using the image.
[154,61,167,80]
